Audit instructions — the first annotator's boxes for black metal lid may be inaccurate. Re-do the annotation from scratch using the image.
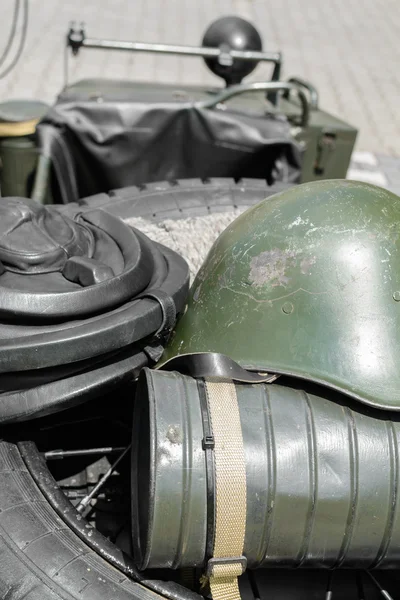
[0,99,49,123]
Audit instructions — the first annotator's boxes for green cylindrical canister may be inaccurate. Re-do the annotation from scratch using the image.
[132,368,400,571]
[0,136,38,197]
[0,100,50,200]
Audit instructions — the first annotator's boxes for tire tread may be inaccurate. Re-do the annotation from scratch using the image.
[0,443,154,600]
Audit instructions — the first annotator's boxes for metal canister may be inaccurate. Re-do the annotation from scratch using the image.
[132,368,400,570]
[0,136,38,197]
[0,100,50,200]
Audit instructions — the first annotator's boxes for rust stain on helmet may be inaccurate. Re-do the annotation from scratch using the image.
[249,248,296,287]
[249,248,316,287]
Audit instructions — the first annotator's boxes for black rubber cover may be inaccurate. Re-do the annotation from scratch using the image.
[0,345,148,423]
[0,179,279,422]
[0,196,189,422]
[0,243,188,372]
[0,198,188,370]
[0,198,156,320]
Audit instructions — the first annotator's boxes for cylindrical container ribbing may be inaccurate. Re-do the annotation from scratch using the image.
[132,369,400,570]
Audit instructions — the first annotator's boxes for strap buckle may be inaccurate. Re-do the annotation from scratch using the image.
[206,556,247,579]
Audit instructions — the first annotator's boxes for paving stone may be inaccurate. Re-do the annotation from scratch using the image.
[346,168,388,187]
[376,155,400,168]
[0,0,400,159]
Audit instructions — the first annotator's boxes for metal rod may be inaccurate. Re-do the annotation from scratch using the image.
[75,445,131,513]
[365,571,394,600]
[356,572,365,600]
[324,570,334,600]
[285,76,319,110]
[63,490,106,500]
[197,81,310,127]
[63,491,87,499]
[268,60,282,105]
[31,154,51,205]
[80,37,281,63]
[64,41,69,87]
[44,446,126,460]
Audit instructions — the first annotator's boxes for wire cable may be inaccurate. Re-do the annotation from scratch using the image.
[0,0,28,79]
[0,0,20,68]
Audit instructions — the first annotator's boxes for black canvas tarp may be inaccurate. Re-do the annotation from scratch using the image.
[37,90,302,203]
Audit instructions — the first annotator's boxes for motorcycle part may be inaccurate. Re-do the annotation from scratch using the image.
[44,446,126,460]
[0,345,148,423]
[197,81,309,127]
[82,178,292,221]
[202,16,263,86]
[64,21,281,88]
[76,445,131,514]
[132,368,400,570]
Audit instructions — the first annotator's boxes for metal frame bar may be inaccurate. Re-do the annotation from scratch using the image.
[284,76,319,110]
[76,444,131,513]
[197,81,310,127]
[64,25,282,89]
[81,38,281,63]
[44,446,126,460]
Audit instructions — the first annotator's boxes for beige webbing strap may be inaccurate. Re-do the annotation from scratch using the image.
[204,380,247,600]
[0,118,39,137]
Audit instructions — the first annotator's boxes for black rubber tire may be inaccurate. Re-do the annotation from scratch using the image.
[0,440,164,600]
[80,178,291,221]
[0,442,397,600]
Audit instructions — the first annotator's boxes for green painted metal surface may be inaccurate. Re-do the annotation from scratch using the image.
[134,367,400,569]
[0,136,38,198]
[279,95,357,182]
[162,180,400,410]
[59,78,357,184]
[0,100,50,199]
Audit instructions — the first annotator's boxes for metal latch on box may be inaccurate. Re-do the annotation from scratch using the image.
[314,132,336,175]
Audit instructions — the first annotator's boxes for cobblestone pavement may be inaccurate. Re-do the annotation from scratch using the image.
[348,152,400,196]
[1,0,400,182]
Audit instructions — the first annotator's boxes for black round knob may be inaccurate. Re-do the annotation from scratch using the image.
[202,16,262,86]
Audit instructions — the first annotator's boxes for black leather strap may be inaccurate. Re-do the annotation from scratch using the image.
[161,352,279,383]
[138,289,176,338]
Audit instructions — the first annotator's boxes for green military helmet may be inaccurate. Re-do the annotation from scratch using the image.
[161,179,400,410]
